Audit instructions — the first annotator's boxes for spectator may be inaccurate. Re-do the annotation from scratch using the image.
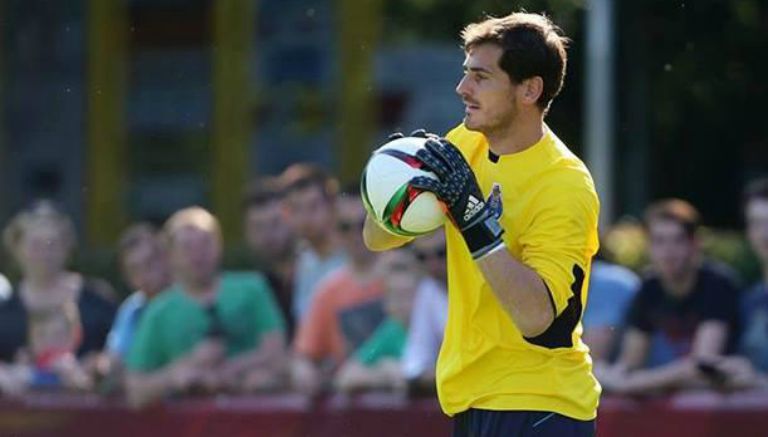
[94,223,171,388]
[125,207,286,407]
[281,163,347,321]
[597,199,741,395]
[243,177,297,341]
[401,229,448,393]
[335,248,421,393]
[291,188,384,395]
[0,201,116,391]
[739,179,768,373]
[582,253,640,362]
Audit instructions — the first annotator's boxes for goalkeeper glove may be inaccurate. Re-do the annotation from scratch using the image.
[410,137,504,259]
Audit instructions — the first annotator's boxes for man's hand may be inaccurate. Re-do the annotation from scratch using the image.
[187,339,225,367]
[410,136,504,258]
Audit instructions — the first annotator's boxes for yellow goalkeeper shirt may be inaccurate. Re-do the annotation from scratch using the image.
[436,124,601,420]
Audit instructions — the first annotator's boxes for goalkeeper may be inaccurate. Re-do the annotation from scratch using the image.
[363,11,600,437]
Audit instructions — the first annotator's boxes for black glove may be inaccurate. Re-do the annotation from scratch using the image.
[409,137,504,259]
[386,129,436,142]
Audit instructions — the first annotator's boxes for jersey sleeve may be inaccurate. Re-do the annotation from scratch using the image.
[519,173,600,316]
[247,275,286,334]
[125,304,164,372]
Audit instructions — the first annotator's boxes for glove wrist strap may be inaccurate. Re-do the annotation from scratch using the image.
[461,213,505,259]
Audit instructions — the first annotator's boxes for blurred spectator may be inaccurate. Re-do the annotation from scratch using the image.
[598,199,741,395]
[0,201,116,392]
[740,179,768,373]
[335,248,421,393]
[125,207,286,407]
[281,164,347,321]
[291,188,384,395]
[243,177,297,341]
[0,273,10,301]
[401,230,448,393]
[93,223,171,390]
[582,254,640,362]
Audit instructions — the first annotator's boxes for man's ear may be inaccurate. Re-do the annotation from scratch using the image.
[519,76,544,106]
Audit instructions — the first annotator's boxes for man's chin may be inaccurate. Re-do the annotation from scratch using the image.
[463,116,482,131]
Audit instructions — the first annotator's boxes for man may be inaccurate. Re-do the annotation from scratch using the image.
[365,12,599,435]
[598,199,741,395]
[93,223,171,389]
[125,207,286,407]
[334,248,421,393]
[243,177,297,340]
[739,179,768,372]
[280,164,347,321]
[291,188,385,395]
[401,230,448,392]
[106,223,171,363]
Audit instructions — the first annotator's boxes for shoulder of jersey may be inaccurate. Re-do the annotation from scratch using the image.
[445,124,485,155]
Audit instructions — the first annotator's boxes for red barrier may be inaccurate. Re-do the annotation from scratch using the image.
[1,391,768,437]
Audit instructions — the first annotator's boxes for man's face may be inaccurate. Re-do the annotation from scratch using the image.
[170,225,221,285]
[244,200,294,259]
[456,43,519,134]
[746,199,768,264]
[285,186,335,243]
[335,195,369,261]
[648,219,697,281]
[412,230,447,285]
[122,238,170,296]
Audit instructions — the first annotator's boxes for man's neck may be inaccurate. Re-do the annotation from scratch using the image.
[181,277,218,301]
[24,274,60,291]
[485,113,545,156]
[662,266,698,298]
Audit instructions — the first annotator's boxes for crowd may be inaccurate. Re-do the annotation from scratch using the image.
[1,165,768,408]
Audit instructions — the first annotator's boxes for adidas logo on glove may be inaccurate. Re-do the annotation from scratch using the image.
[463,195,485,222]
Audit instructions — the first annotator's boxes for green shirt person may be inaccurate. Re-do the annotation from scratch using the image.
[125,207,286,407]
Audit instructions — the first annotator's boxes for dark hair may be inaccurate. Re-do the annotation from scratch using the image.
[743,178,768,210]
[279,163,339,200]
[243,177,284,210]
[643,198,701,238]
[461,12,569,113]
[117,223,158,259]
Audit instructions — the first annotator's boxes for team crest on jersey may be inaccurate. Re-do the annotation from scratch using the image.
[487,183,503,219]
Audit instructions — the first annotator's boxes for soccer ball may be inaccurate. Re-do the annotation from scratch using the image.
[361,136,446,237]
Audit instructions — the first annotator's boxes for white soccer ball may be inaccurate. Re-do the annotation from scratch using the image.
[361,136,446,237]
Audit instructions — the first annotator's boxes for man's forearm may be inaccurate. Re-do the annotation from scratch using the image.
[222,332,286,376]
[476,246,554,337]
[620,359,699,394]
[125,367,177,408]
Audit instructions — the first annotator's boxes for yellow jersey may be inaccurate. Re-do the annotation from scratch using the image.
[436,124,601,420]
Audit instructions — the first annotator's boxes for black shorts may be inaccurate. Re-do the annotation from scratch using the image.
[452,408,595,437]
